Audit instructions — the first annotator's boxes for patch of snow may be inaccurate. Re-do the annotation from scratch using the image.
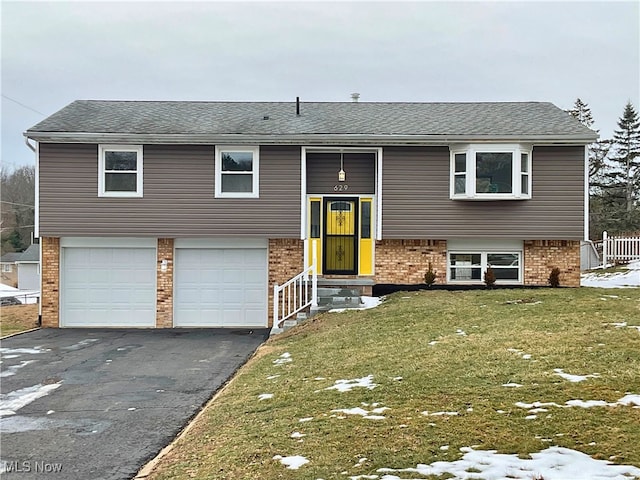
[314,377,326,381]
[290,431,305,438]
[329,296,383,313]
[332,406,389,420]
[440,445,449,451]
[267,374,280,380]
[0,383,62,416]
[349,475,378,480]
[0,347,48,355]
[553,368,600,383]
[46,410,54,415]
[299,417,313,422]
[502,382,523,388]
[428,340,438,346]
[258,393,274,401]
[456,329,467,336]
[421,411,459,417]
[508,348,534,360]
[273,454,309,470]
[62,338,99,350]
[392,376,403,381]
[377,446,640,480]
[516,394,640,412]
[273,352,292,365]
[0,360,36,378]
[581,262,640,288]
[325,375,378,392]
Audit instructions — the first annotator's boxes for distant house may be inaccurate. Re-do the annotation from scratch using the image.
[15,244,40,291]
[0,251,21,287]
[25,100,597,329]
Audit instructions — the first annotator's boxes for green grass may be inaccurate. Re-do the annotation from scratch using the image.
[149,288,640,480]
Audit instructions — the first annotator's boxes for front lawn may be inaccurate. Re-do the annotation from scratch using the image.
[147,288,640,480]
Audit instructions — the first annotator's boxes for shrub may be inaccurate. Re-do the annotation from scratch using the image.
[424,262,437,286]
[548,267,561,287]
[484,266,496,288]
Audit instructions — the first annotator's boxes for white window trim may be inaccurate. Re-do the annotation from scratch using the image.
[215,146,259,198]
[2,264,12,273]
[98,145,143,198]
[447,250,523,284]
[450,144,532,200]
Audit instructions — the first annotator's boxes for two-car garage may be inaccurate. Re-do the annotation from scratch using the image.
[59,238,268,328]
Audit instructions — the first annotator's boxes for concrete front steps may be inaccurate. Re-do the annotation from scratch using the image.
[275,277,375,333]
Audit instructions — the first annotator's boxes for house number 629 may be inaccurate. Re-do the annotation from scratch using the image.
[333,184,349,192]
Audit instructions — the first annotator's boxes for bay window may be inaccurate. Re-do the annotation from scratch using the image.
[450,144,532,200]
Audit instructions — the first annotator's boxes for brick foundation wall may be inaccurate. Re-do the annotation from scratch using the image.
[41,237,60,327]
[375,239,447,284]
[156,238,174,328]
[268,238,305,327]
[524,240,581,287]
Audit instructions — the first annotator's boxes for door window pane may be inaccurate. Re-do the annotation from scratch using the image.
[310,201,321,238]
[361,202,371,239]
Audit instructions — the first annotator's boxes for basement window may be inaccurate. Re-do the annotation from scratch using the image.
[450,144,532,200]
[448,251,522,284]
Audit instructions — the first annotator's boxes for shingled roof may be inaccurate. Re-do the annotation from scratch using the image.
[26,100,597,144]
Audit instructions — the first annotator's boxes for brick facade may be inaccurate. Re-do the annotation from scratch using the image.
[41,237,60,327]
[375,239,447,284]
[524,240,581,287]
[268,238,305,326]
[156,238,174,328]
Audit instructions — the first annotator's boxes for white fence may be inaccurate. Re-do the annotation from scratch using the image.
[602,231,640,266]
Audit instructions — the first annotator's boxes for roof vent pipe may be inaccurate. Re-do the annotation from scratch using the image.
[296,97,300,116]
[351,93,360,103]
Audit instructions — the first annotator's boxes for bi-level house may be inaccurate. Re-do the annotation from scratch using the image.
[25,100,596,329]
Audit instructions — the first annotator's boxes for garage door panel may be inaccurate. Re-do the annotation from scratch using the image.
[174,248,267,327]
[62,246,156,327]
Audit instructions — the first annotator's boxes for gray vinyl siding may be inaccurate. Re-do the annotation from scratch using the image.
[39,144,301,237]
[306,153,375,194]
[382,146,585,240]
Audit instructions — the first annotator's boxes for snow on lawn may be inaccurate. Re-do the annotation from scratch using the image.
[324,375,378,392]
[376,446,640,480]
[257,393,274,401]
[328,296,383,313]
[0,383,62,416]
[516,393,640,416]
[507,348,533,360]
[272,454,309,469]
[273,352,292,365]
[581,260,640,288]
[554,368,600,383]
[331,405,390,420]
[607,321,640,333]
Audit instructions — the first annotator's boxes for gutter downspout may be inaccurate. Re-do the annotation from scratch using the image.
[24,137,42,327]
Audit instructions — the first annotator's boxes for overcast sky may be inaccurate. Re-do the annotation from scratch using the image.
[1,1,639,170]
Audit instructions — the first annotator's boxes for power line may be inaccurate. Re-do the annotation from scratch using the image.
[1,94,46,116]
[0,200,35,208]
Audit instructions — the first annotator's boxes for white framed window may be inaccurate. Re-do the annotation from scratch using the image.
[448,251,522,284]
[215,146,259,198]
[98,145,143,197]
[2,264,12,273]
[450,144,532,200]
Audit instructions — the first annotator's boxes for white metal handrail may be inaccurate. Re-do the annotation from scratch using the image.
[273,240,318,329]
[602,231,640,266]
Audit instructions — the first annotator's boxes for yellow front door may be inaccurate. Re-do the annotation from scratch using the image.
[324,199,357,274]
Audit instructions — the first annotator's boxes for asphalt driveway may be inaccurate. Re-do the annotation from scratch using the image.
[0,328,269,479]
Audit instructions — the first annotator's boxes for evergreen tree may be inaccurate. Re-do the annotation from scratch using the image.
[609,101,640,215]
[566,98,610,188]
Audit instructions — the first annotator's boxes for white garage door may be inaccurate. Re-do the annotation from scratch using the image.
[61,244,156,327]
[174,248,268,327]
